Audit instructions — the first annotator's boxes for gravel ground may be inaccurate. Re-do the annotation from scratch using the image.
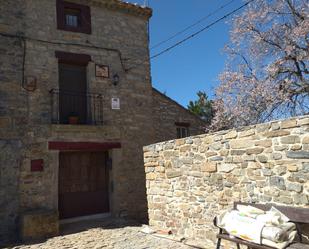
[7,218,195,249]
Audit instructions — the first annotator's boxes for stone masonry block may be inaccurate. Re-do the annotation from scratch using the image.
[230,139,254,149]
[281,119,298,129]
[271,122,281,130]
[20,210,59,242]
[165,169,182,179]
[281,135,300,144]
[298,118,309,126]
[270,176,286,190]
[201,162,217,172]
[239,129,255,138]
[287,165,298,172]
[224,130,237,139]
[218,163,236,173]
[291,144,302,151]
[265,130,290,138]
[302,136,309,144]
[255,139,272,147]
[246,147,264,155]
[257,155,268,163]
[287,182,302,193]
[287,151,309,159]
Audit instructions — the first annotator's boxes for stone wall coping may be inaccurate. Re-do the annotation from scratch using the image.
[143,114,309,149]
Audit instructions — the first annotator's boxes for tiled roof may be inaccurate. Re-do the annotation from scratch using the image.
[94,0,152,18]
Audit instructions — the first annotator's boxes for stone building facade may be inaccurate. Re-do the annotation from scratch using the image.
[152,88,206,143]
[144,115,309,247]
[0,0,205,244]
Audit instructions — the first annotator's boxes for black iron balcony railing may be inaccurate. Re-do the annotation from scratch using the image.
[50,89,103,125]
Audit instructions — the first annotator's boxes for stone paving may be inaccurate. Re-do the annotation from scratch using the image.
[7,219,194,249]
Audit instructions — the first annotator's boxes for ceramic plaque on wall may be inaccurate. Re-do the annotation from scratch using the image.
[95,64,109,78]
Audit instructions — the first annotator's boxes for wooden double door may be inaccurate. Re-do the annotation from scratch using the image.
[58,151,109,219]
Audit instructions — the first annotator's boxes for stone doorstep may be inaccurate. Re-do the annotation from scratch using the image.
[59,212,111,225]
[20,209,59,242]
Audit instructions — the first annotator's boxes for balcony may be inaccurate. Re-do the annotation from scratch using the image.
[50,89,103,125]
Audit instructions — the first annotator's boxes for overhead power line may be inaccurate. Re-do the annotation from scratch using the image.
[0,32,128,71]
[127,0,254,71]
[150,0,254,60]
[150,0,236,50]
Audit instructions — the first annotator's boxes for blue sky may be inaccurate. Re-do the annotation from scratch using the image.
[127,0,243,107]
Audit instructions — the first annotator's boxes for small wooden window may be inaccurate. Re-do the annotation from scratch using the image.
[175,122,190,138]
[176,126,190,138]
[57,0,91,34]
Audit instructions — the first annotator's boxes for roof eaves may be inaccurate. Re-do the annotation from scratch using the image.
[93,0,152,18]
[152,87,207,123]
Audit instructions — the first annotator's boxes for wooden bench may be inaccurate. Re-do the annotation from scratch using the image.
[213,202,309,249]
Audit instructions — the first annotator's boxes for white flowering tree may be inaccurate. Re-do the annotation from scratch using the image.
[212,0,309,130]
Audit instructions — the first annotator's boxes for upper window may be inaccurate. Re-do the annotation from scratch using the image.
[65,8,81,27]
[175,122,190,138]
[177,127,189,139]
[56,0,91,34]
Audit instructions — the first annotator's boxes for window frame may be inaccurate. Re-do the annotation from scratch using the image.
[65,8,81,28]
[56,0,92,34]
[175,122,190,139]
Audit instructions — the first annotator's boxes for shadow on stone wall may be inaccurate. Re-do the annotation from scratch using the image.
[0,140,22,247]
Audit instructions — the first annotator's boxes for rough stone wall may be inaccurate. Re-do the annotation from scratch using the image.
[144,116,309,246]
[0,140,22,244]
[152,88,206,143]
[0,0,28,244]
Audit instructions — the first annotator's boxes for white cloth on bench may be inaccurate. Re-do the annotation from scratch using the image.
[262,223,296,242]
[216,205,297,249]
[262,230,297,249]
[217,209,265,244]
